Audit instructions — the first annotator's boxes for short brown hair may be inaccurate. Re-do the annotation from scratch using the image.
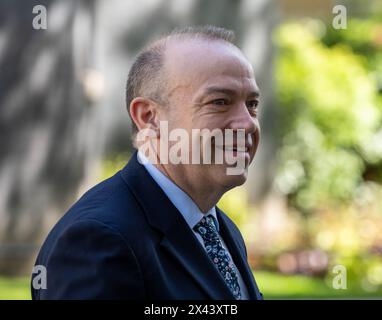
[125,25,236,134]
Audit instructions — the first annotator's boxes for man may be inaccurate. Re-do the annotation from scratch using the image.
[31,25,263,300]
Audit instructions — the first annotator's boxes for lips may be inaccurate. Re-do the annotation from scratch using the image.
[216,145,249,152]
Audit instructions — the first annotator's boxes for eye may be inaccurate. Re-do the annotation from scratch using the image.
[246,100,259,115]
[246,100,259,108]
[211,99,229,106]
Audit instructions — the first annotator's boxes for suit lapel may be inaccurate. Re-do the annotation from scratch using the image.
[216,208,263,300]
[120,152,235,299]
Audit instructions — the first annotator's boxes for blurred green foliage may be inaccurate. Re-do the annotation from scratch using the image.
[0,277,30,300]
[273,18,382,293]
[218,186,250,227]
[99,152,131,182]
[274,19,382,212]
[257,270,382,299]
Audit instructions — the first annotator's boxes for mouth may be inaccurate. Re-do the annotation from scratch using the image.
[215,145,251,153]
[215,145,252,162]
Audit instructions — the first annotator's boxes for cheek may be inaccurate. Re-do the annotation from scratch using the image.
[171,107,195,130]
[164,112,184,132]
[196,114,226,130]
[254,119,260,141]
[251,122,261,158]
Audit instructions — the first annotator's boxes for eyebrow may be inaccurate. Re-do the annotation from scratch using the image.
[202,86,260,98]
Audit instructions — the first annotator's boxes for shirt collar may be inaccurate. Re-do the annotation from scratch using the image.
[137,151,219,231]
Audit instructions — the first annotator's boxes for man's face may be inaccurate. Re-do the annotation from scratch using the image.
[159,39,260,191]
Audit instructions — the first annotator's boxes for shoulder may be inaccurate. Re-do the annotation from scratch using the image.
[32,218,145,299]
[67,169,144,224]
[37,169,149,262]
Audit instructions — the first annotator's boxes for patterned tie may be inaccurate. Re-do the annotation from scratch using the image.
[193,215,241,299]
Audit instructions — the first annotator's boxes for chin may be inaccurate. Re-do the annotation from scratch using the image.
[218,168,248,189]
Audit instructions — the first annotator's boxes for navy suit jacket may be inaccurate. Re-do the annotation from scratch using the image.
[32,152,263,300]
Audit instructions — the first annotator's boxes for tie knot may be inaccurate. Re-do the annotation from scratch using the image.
[193,215,219,240]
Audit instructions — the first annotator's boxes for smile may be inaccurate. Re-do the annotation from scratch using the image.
[215,145,249,152]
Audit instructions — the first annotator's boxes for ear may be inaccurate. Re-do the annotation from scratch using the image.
[129,97,160,133]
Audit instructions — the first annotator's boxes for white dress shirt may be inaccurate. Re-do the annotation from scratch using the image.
[137,151,249,299]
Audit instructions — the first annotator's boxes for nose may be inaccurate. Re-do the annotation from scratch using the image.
[226,103,260,152]
[228,103,258,136]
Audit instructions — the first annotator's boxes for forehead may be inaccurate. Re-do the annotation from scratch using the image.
[164,38,258,95]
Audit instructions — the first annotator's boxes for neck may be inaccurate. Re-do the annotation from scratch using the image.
[136,140,225,213]
[155,162,223,213]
